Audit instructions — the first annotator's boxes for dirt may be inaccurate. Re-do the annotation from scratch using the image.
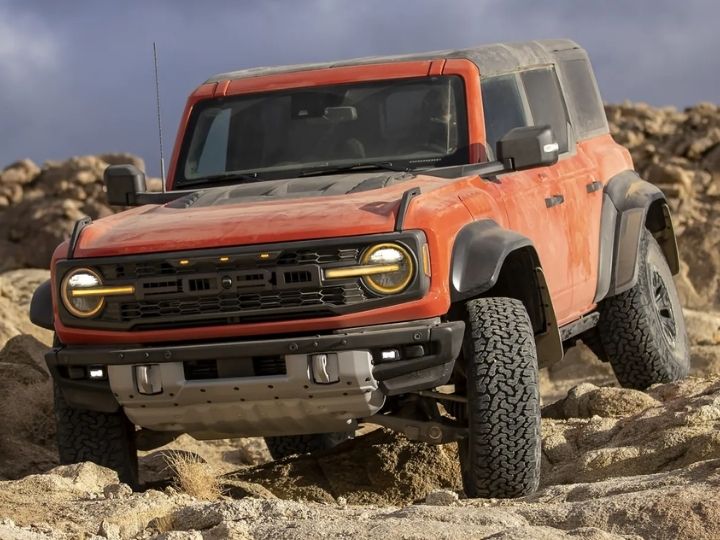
[0,396,720,539]
[1,102,720,537]
[224,428,461,505]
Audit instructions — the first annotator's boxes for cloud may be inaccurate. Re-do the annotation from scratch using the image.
[0,4,59,88]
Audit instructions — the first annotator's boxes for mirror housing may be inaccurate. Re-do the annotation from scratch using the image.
[496,125,559,172]
[104,164,147,206]
[323,106,357,123]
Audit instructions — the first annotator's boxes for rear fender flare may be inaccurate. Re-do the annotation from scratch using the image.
[596,171,680,301]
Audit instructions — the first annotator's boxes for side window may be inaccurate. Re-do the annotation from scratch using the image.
[520,67,570,153]
[558,59,607,137]
[481,74,528,158]
[186,108,231,177]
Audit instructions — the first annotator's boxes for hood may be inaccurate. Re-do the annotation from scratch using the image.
[74,172,447,258]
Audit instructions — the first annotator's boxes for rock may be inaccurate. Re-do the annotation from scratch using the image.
[646,162,695,198]
[98,519,122,540]
[51,462,119,494]
[540,344,616,406]
[221,479,277,500]
[0,522,49,540]
[543,384,660,420]
[0,153,168,273]
[0,331,56,480]
[155,531,203,540]
[684,309,720,345]
[0,159,40,186]
[0,269,50,306]
[424,489,459,506]
[0,274,52,354]
[542,377,720,486]
[0,334,50,381]
[103,482,133,499]
[203,521,252,540]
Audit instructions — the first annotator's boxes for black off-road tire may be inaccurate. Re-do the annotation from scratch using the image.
[459,297,541,499]
[265,432,350,460]
[597,229,689,390]
[54,381,139,486]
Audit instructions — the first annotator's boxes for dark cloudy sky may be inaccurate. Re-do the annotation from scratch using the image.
[1,0,718,176]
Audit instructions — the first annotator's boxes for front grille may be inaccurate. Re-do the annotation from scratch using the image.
[57,232,427,332]
[91,246,368,330]
[116,284,364,322]
[98,248,359,280]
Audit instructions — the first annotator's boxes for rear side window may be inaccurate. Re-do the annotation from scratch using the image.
[481,74,528,157]
[558,59,607,137]
[520,67,570,153]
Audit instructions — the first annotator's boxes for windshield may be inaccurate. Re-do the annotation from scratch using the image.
[176,75,469,187]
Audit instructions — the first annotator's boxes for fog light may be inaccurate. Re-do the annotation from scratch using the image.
[381,349,400,361]
[87,366,106,380]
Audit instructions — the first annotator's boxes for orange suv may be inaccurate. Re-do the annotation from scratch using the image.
[31,39,689,498]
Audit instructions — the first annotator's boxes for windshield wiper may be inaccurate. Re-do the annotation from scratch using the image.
[299,162,410,178]
[179,172,265,188]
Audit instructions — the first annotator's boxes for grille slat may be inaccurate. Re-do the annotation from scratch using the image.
[118,285,361,321]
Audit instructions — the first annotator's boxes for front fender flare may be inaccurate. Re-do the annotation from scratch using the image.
[30,279,55,330]
[450,220,533,302]
[449,220,562,367]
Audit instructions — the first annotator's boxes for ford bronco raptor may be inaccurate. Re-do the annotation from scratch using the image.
[30,39,689,498]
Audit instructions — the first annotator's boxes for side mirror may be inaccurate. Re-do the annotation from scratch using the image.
[496,125,559,172]
[104,164,147,206]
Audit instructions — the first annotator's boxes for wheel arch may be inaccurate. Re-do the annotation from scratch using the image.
[449,220,563,368]
[595,170,680,302]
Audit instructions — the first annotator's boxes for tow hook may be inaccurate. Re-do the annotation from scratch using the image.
[135,364,163,395]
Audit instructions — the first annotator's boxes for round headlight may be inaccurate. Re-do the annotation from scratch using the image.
[361,243,415,295]
[61,268,105,318]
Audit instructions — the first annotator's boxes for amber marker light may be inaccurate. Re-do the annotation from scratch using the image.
[422,243,431,277]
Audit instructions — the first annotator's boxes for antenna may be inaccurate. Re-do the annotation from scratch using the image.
[153,42,166,192]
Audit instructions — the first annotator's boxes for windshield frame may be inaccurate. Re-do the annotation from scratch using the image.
[173,75,470,189]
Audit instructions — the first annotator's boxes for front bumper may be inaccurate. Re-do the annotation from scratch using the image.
[47,318,464,437]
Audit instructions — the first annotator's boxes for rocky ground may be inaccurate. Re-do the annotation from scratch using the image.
[0,102,719,538]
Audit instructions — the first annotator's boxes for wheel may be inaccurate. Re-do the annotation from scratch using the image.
[459,297,541,499]
[597,229,689,390]
[264,432,350,460]
[54,380,139,486]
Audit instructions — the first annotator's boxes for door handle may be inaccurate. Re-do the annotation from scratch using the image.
[545,195,564,208]
[586,180,603,193]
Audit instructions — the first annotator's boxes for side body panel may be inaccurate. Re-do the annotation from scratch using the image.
[495,165,574,323]
[565,136,635,314]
